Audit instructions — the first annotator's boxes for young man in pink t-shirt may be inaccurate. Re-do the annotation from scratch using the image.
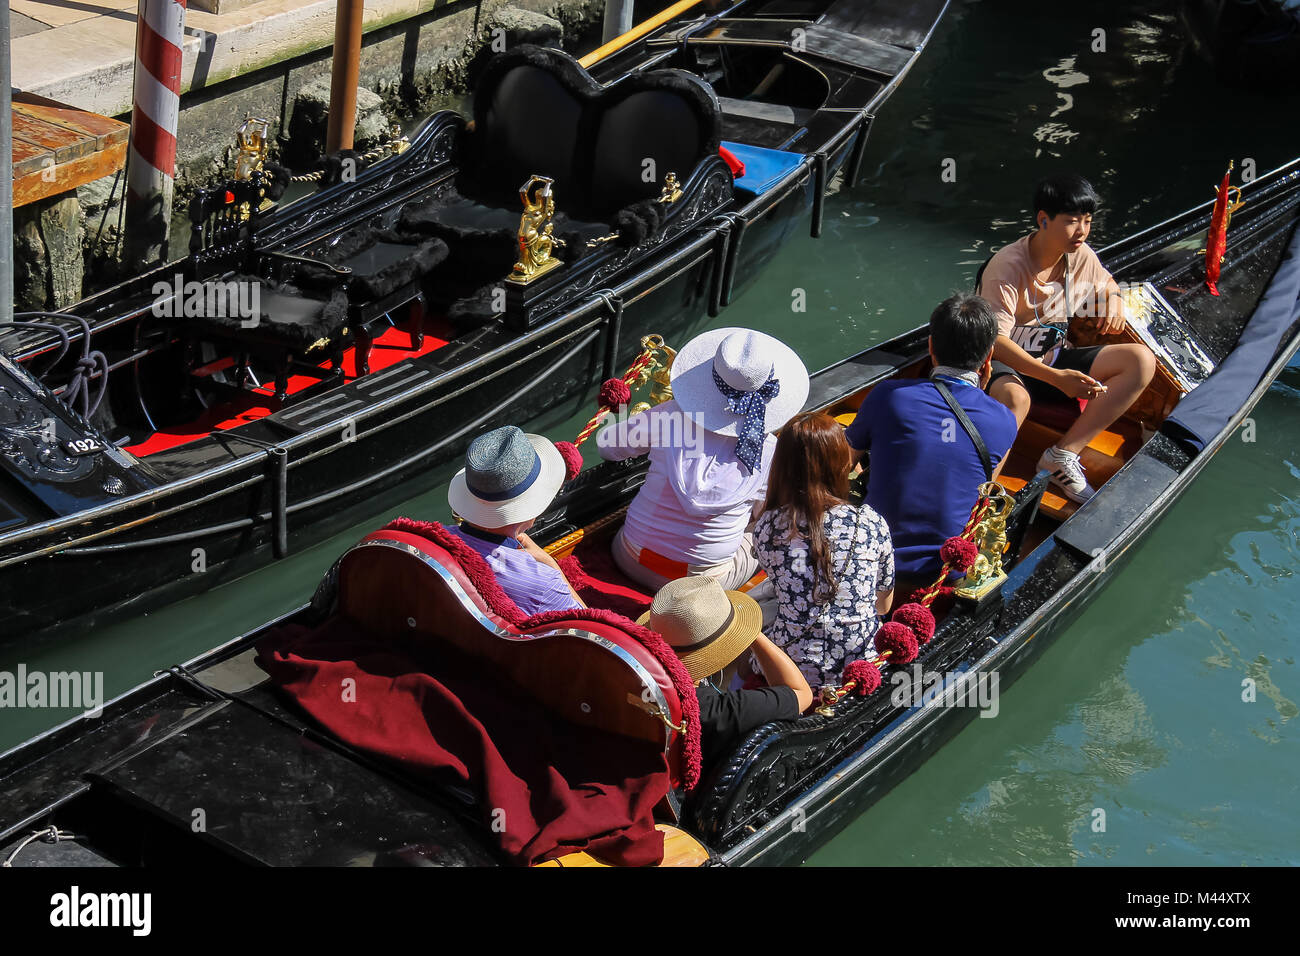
[978,174,1156,502]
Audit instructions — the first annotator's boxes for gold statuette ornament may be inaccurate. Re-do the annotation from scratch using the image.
[628,334,678,416]
[232,116,275,219]
[953,481,1017,600]
[233,116,271,182]
[508,175,564,284]
[658,171,682,204]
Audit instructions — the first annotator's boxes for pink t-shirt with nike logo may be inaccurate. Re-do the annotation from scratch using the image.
[978,235,1114,365]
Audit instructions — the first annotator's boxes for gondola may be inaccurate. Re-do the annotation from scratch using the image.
[1179,0,1300,89]
[3,158,1297,867]
[0,0,950,642]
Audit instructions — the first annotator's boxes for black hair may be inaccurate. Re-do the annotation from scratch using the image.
[929,293,998,371]
[1033,173,1099,221]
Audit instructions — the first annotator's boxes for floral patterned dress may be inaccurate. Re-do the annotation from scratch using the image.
[754,503,895,688]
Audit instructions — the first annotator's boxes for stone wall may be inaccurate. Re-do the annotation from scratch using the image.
[22,0,605,309]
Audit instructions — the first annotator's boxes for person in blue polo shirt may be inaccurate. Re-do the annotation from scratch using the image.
[845,293,1018,597]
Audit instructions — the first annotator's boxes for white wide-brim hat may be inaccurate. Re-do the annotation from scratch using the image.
[447,431,566,527]
[669,327,810,436]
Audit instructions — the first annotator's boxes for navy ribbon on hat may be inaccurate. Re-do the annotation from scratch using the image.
[712,365,780,473]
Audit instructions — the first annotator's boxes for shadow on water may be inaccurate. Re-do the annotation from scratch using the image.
[4,0,1299,864]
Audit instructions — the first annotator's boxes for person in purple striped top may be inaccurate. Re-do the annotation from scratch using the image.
[445,426,585,616]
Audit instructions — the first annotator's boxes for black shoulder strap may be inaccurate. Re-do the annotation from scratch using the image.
[973,253,994,294]
[934,380,992,483]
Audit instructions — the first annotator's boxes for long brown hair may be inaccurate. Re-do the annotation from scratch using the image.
[762,412,852,602]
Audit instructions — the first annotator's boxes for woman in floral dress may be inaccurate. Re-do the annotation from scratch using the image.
[754,412,895,687]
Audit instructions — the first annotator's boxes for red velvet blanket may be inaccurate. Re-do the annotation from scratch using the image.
[256,616,669,866]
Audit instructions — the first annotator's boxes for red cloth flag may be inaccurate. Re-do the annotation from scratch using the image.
[1205,163,1243,296]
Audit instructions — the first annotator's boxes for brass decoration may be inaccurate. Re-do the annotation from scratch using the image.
[628,334,677,415]
[508,175,563,284]
[814,683,847,718]
[233,116,271,181]
[953,482,1017,600]
[232,116,275,220]
[658,171,682,204]
[389,124,411,156]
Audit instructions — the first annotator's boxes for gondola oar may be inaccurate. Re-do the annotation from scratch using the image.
[578,0,706,68]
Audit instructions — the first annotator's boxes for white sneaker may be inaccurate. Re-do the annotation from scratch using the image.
[1037,445,1096,503]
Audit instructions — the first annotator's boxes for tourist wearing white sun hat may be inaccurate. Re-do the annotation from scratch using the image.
[597,327,810,591]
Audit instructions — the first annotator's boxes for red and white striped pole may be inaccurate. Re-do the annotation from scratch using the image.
[125,0,187,266]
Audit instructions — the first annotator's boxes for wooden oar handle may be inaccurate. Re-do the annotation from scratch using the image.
[578,0,707,69]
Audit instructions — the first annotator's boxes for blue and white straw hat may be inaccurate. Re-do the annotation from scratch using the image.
[670,328,810,436]
[447,426,566,526]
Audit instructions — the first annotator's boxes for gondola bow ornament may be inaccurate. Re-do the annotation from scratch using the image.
[556,335,677,480]
[1204,162,1245,296]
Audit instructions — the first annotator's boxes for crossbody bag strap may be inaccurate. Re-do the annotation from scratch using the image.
[933,380,992,483]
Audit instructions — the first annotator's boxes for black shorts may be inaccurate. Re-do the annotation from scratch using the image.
[987,346,1103,402]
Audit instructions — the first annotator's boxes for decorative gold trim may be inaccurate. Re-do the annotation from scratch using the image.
[658,171,683,204]
[507,175,564,285]
[953,482,1016,600]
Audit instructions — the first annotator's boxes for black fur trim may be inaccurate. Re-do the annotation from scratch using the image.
[614,199,666,248]
[188,273,351,349]
[350,238,449,301]
[447,282,503,329]
[263,162,292,201]
[317,149,364,189]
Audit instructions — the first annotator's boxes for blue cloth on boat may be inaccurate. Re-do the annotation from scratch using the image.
[1164,224,1300,453]
[722,141,805,196]
[845,379,1017,578]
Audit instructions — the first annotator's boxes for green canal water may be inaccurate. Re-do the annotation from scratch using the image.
[4,0,1299,865]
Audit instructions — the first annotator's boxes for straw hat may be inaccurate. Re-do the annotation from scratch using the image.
[637,576,763,681]
[669,328,810,436]
[447,426,565,527]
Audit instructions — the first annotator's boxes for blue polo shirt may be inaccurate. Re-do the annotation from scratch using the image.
[845,378,1018,578]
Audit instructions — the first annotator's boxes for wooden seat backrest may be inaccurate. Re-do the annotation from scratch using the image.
[335,529,687,777]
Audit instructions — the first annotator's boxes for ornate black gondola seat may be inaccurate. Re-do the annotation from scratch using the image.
[181,177,354,399]
[292,226,449,374]
[182,174,450,394]
[396,45,722,311]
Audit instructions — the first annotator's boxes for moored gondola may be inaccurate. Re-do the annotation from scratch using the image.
[3,158,1297,867]
[0,0,950,642]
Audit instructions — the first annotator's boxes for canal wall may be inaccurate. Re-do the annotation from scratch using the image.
[14,0,604,308]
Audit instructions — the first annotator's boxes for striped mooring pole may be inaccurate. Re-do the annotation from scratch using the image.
[125,0,187,266]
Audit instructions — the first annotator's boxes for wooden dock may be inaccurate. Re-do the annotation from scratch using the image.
[10,91,128,208]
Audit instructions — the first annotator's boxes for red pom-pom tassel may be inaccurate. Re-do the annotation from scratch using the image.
[875,621,920,664]
[940,536,979,573]
[598,377,631,409]
[891,602,936,643]
[840,659,882,696]
[555,440,583,481]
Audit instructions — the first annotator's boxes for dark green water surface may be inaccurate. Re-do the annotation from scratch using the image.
[4,0,1298,865]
